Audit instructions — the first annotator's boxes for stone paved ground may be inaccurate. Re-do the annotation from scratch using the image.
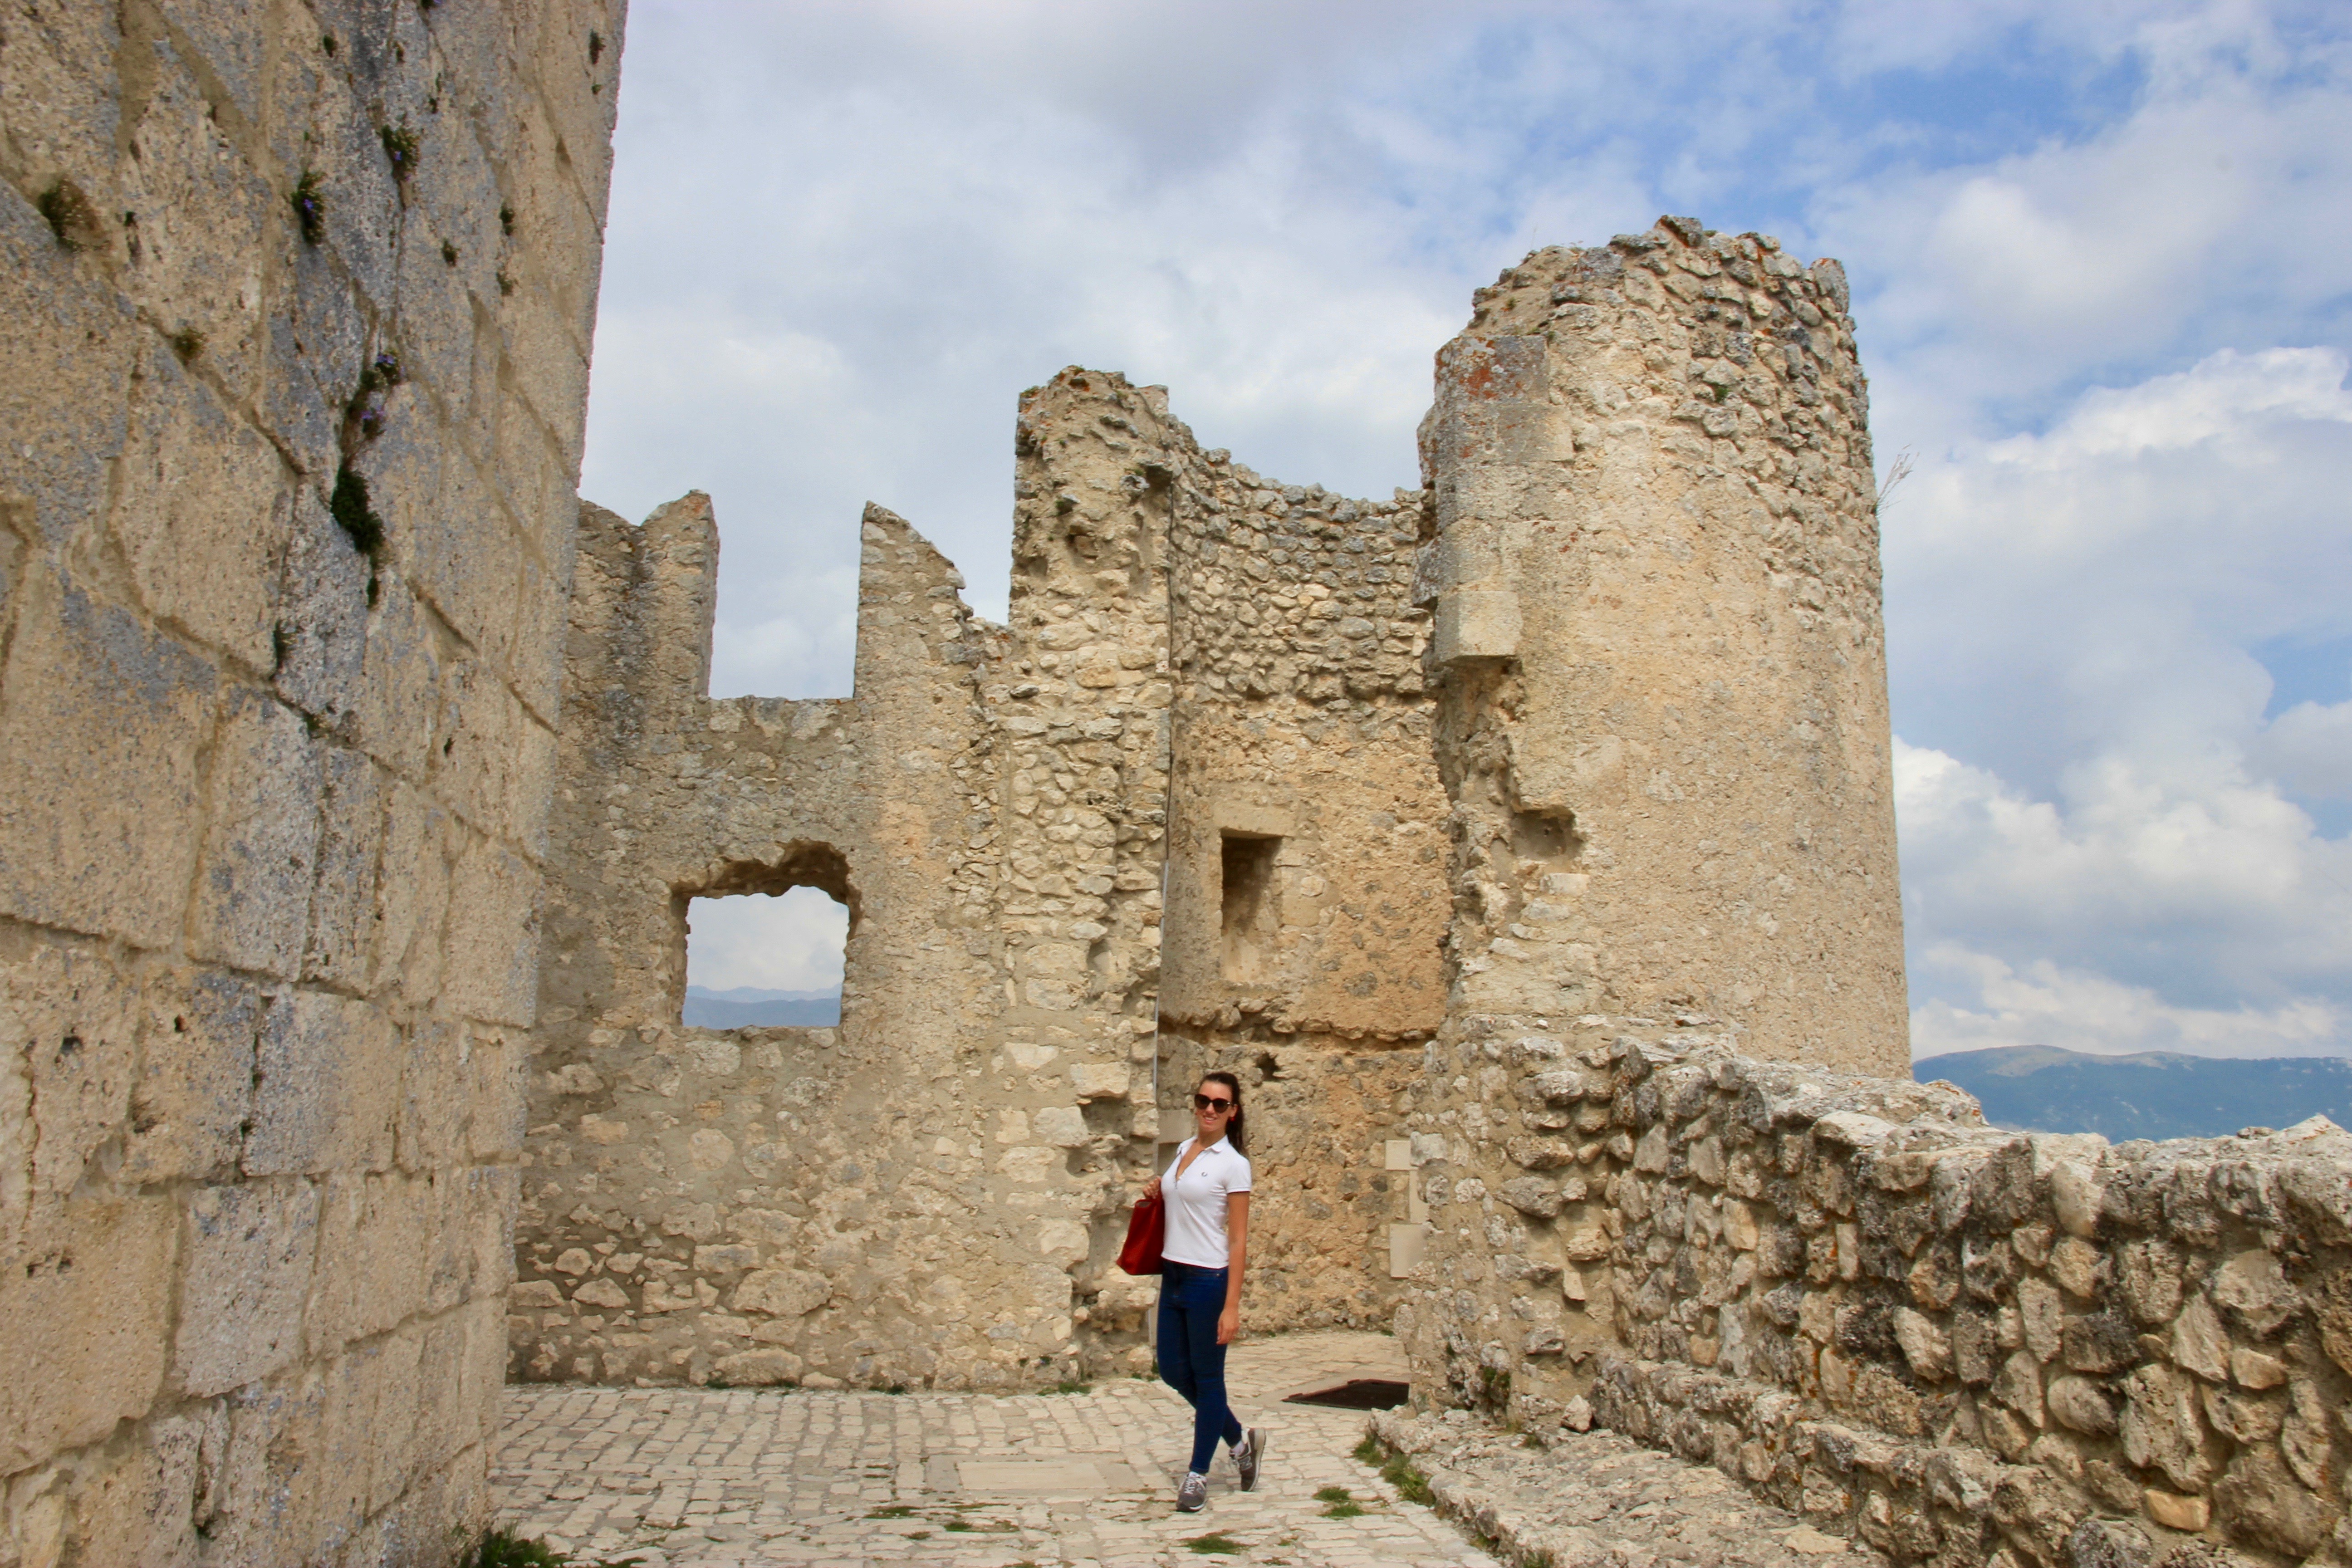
[493,1332,1496,1567]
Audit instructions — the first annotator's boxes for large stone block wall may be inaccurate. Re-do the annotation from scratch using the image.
[1396,1029,2352,1568]
[0,1,619,1563]
[1418,218,1906,1072]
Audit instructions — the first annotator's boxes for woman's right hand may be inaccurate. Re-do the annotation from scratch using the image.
[1143,1176,1162,1200]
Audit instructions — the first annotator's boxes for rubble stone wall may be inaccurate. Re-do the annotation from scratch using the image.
[1395,1026,2352,1568]
[0,0,618,1561]
[515,371,1460,1382]
[519,220,1922,1387]
[519,492,1055,1393]
[1153,431,1453,1331]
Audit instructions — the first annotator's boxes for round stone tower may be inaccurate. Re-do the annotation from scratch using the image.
[1415,215,1907,1073]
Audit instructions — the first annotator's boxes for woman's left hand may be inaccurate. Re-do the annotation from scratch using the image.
[1216,1305,1240,1346]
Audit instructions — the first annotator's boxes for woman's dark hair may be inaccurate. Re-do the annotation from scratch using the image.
[1200,1071,1246,1156]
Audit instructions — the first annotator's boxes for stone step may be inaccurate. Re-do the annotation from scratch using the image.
[1372,1406,1890,1568]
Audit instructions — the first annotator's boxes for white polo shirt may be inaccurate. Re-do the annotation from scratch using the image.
[1161,1135,1252,1269]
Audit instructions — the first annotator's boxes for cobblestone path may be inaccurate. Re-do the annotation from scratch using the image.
[493,1332,1496,1567]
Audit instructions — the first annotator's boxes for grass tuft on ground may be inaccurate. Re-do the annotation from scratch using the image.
[464,1529,644,1568]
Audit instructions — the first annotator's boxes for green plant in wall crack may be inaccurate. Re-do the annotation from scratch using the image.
[330,466,384,561]
[36,178,103,250]
[380,122,422,182]
[291,170,326,244]
[168,326,206,365]
[345,352,404,441]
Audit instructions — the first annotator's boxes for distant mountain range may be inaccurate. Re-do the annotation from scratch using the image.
[1916,1045,2352,1142]
[682,985,841,1028]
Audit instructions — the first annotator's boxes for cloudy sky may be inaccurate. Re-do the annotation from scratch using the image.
[583,0,2352,1059]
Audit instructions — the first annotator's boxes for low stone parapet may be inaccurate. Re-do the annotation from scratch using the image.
[1401,1027,2352,1567]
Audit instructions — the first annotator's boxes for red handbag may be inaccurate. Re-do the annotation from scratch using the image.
[1117,1188,1165,1275]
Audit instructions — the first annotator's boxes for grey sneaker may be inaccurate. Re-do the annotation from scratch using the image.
[1236,1427,1269,1491]
[1177,1472,1208,1512]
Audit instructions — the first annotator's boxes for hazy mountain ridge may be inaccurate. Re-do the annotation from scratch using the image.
[1916,1045,2352,1142]
[683,985,841,1028]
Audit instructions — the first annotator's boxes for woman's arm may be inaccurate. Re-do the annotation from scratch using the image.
[1218,1192,1250,1345]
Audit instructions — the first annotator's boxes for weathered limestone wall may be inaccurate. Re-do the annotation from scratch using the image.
[520,493,1063,1392]
[1418,217,1906,1068]
[1396,1027,2352,1568]
[516,370,1461,1383]
[1155,451,1453,1330]
[0,1,618,1561]
[519,220,1920,1384]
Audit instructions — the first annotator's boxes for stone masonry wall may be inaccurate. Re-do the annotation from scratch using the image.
[520,493,1051,1392]
[1155,451,1453,1330]
[0,1,618,1563]
[1418,217,1906,1070]
[516,370,1463,1385]
[1398,1029,2352,1568]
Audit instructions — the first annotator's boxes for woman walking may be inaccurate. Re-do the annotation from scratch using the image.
[1146,1070,1267,1513]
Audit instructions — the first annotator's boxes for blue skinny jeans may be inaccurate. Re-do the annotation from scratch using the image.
[1156,1260,1245,1475]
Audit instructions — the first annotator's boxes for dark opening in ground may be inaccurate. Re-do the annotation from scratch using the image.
[1282,1379,1411,1411]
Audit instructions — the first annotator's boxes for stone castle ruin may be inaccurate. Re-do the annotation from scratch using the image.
[8,6,2352,1567]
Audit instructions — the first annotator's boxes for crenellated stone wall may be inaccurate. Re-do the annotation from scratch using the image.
[513,369,1462,1385]
[0,0,620,1561]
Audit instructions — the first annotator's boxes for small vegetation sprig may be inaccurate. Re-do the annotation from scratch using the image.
[36,178,101,250]
[1315,1485,1365,1519]
[462,1528,643,1568]
[346,351,403,439]
[380,121,422,181]
[291,170,326,244]
[330,466,384,561]
[1352,1433,1433,1505]
[169,326,206,364]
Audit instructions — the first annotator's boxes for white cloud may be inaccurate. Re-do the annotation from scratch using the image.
[1884,347,2352,792]
[1911,944,2346,1062]
[1895,739,2352,994]
[2258,699,2352,800]
[686,887,849,995]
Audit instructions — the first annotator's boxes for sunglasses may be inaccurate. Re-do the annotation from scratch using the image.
[1191,1094,1236,1112]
